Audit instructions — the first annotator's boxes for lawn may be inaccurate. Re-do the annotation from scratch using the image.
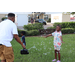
[11,34,75,62]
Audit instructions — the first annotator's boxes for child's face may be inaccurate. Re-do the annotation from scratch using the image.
[56,26,61,31]
[21,33,23,36]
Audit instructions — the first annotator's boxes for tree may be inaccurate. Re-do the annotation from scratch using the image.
[71,12,75,15]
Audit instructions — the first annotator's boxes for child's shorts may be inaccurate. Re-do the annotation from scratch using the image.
[54,45,61,50]
[23,43,26,46]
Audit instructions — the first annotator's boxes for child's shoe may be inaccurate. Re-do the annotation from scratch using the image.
[52,59,56,62]
[57,60,61,62]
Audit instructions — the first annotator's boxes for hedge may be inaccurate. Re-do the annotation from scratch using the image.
[18,29,40,37]
[53,22,75,28]
[23,23,44,31]
[47,27,56,29]
[39,28,75,34]
[61,28,75,34]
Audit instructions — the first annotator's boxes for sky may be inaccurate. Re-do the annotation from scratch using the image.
[0,12,63,14]
[29,12,63,14]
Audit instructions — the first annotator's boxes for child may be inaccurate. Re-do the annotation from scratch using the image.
[21,31,26,46]
[44,25,64,62]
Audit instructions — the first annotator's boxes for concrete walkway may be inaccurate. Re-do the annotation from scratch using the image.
[43,23,53,29]
[17,26,24,30]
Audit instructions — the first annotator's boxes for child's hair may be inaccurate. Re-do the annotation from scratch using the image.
[21,31,26,35]
[57,25,62,29]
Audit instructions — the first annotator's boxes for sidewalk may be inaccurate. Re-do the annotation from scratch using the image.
[17,26,24,30]
[43,23,53,29]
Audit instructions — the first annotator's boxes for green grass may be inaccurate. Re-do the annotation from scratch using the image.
[11,34,75,62]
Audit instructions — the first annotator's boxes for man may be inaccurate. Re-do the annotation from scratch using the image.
[0,13,26,62]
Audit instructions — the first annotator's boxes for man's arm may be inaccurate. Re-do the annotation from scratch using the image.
[13,34,26,49]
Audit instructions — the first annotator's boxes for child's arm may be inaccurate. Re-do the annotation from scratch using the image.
[44,34,52,38]
[60,36,64,43]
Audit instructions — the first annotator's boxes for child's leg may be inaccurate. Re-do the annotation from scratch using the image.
[52,50,57,61]
[56,46,61,61]
[52,46,57,62]
[55,50,57,59]
[54,45,57,59]
[58,50,60,61]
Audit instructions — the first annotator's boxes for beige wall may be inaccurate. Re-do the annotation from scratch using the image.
[0,14,7,22]
[62,14,70,22]
[39,14,44,19]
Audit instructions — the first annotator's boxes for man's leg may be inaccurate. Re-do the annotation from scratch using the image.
[4,46,14,62]
[0,45,6,62]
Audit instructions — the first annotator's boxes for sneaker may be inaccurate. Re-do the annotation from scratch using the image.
[57,60,61,62]
[52,59,56,62]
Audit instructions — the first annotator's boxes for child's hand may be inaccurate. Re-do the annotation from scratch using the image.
[43,36,47,38]
[61,41,65,43]
[22,44,26,49]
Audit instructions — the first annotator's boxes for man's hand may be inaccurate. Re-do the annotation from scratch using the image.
[14,34,26,49]
[22,44,26,49]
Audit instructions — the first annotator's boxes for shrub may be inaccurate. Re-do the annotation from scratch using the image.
[18,29,40,36]
[53,22,75,28]
[61,28,75,34]
[47,27,56,29]
[23,23,44,31]
[39,28,75,34]
[18,29,26,37]
[27,30,40,36]
[2,17,7,21]
[47,18,51,22]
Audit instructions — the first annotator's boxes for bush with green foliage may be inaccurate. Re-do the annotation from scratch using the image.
[18,29,40,37]
[23,23,44,31]
[47,28,75,34]
[47,27,56,29]
[2,17,7,21]
[47,18,51,22]
[53,22,75,28]
[61,28,75,34]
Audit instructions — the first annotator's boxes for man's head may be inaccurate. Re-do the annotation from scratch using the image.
[8,13,15,22]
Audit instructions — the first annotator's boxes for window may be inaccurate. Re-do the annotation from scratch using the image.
[5,15,8,18]
[44,15,48,20]
[28,16,30,20]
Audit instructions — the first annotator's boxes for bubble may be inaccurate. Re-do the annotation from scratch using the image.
[32,45,36,48]
[43,53,47,55]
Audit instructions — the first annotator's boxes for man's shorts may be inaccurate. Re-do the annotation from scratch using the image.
[54,45,61,50]
[0,45,14,62]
